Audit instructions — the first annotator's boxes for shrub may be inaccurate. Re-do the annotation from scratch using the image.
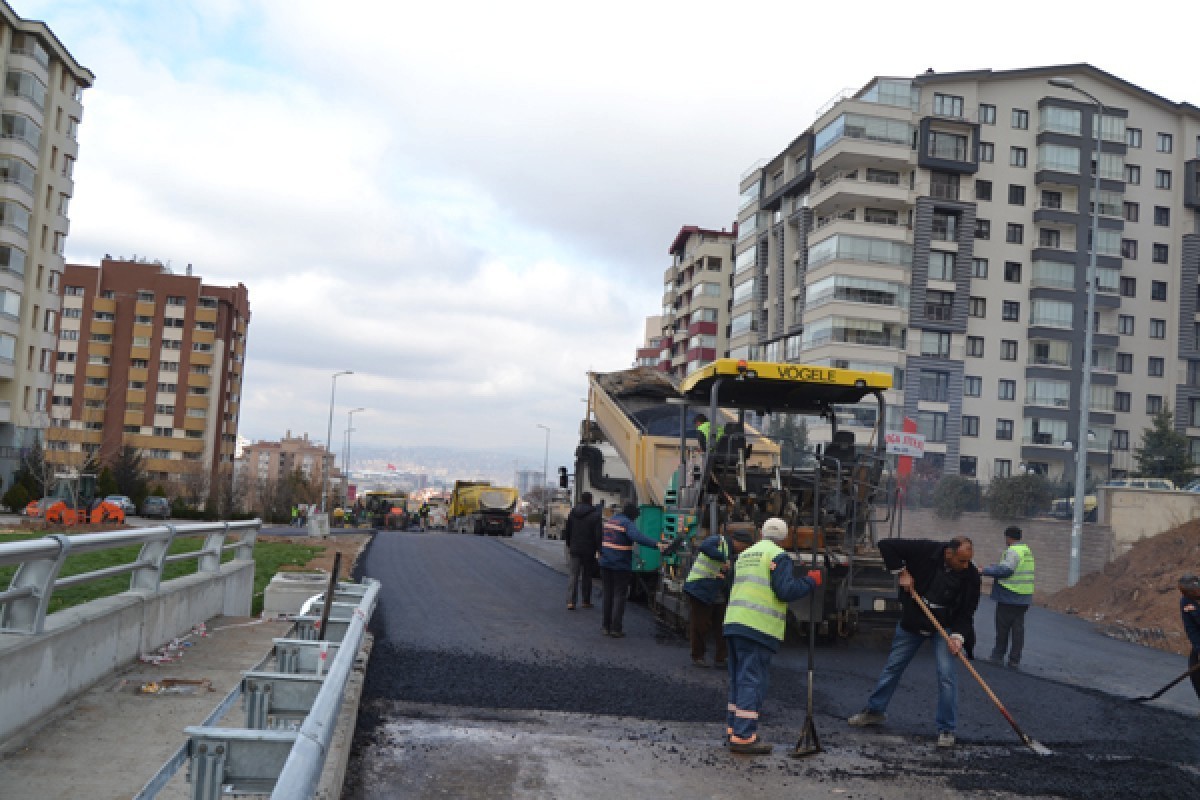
[3,483,29,513]
[932,475,982,519]
[986,473,1055,519]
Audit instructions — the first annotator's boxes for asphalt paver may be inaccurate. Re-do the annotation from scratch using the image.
[345,530,1200,799]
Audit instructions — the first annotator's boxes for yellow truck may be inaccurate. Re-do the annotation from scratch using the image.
[448,480,520,536]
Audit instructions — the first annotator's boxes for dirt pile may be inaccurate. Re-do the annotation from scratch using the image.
[1042,519,1200,655]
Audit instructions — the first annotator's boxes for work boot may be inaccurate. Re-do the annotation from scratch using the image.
[729,739,772,755]
[609,630,625,638]
[581,602,593,609]
[848,710,886,727]
[937,731,956,748]
[1006,661,1020,670]
[602,628,612,636]
[692,658,710,668]
[714,660,728,669]
[567,604,575,611]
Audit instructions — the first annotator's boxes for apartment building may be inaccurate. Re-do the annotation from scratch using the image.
[0,1,92,483]
[659,225,735,379]
[239,431,333,511]
[734,64,1200,485]
[633,314,664,368]
[47,258,250,497]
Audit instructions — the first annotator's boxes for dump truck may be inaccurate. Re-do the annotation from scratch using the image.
[448,480,519,536]
[576,360,901,639]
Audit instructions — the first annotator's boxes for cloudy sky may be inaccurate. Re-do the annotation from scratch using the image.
[20,0,1200,472]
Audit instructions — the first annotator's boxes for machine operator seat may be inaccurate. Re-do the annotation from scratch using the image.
[822,430,856,471]
[710,421,750,469]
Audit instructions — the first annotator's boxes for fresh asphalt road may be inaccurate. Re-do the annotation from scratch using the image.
[346,530,1199,799]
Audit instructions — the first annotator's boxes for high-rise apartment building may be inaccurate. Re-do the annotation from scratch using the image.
[0,1,92,482]
[47,259,249,498]
[239,432,334,511]
[633,314,664,368]
[734,64,1200,485]
[659,225,735,379]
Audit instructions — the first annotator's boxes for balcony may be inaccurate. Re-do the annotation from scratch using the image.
[810,169,912,211]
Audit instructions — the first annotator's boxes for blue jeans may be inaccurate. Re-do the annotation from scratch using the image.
[725,635,773,742]
[865,624,958,733]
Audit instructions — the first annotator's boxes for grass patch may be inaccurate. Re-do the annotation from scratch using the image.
[0,531,323,617]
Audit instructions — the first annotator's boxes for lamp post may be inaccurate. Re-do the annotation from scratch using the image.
[322,370,353,513]
[1048,76,1103,587]
[536,423,550,522]
[343,406,365,484]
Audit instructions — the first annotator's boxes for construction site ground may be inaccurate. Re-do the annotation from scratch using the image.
[344,528,1200,800]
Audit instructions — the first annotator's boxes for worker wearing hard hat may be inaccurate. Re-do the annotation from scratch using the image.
[1180,573,1200,702]
[723,517,822,755]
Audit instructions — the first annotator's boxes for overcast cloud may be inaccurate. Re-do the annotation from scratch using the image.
[18,0,1200,471]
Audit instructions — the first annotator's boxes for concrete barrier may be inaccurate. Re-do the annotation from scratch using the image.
[0,559,253,745]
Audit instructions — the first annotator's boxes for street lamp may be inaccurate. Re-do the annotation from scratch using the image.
[1048,76,1103,587]
[536,423,550,513]
[322,370,353,513]
[344,407,366,482]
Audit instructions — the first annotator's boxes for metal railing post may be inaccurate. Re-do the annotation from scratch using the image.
[234,522,258,561]
[2,534,72,634]
[197,525,224,573]
[131,526,177,592]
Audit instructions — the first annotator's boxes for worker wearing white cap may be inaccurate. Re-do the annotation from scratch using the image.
[722,516,822,755]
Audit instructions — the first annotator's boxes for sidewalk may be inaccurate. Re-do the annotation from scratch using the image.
[0,613,363,800]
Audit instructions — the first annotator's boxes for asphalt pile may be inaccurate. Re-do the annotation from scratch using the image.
[1043,519,1200,654]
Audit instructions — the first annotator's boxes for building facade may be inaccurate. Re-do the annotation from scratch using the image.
[733,64,1200,485]
[47,258,250,499]
[633,314,664,368]
[0,1,93,484]
[659,225,735,379]
[239,431,333,511]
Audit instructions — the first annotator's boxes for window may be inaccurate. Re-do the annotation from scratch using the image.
[1155,169,1171,189]
[929,251,955,281]
[1003,261,1022,282]
[1041,190,1062,210]
[1150,319,1166,339]
[964,375,982,396]
[1010,146,1027,167]
[1125,164,1140,184]
[1122,239,1138,260]
[1156,132,1173,153]
[963,416,980,437]
[969,297,986,317]
[1011,109,1029,129]
[1115,391,1131,412]
[979,142,994,162]
[1117,353,1133,373]
[1118,315,1135,335]
[1006,223,1023,244]
[920,331,951,358]
[979,104,996,124]
[996,420,1014,441]
[1001,339,1018,359]
[975,180,992,201]
[929,132,970,161]
[933,93,964,117]
[1154,206,1170,226]
[919,370,950,402]
[1002,301,1020,322]
[966,336,984,357]
[998,379,1016,400]
[1126,127,1142,148]
[972,258,988,278]
[1153,243,1168,263]
[1039,228,1061,248]
[1124,202,1139,222]
[917,411,948,442]
[1152,280,1167,301]
[1120,276,1136,297]
[1149,357,1165,378]
[975,219,990,239]
[1008,185,1025,205]
[1147,395,1164,414]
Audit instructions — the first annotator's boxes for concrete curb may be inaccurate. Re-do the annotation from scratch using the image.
[317,632,373,799]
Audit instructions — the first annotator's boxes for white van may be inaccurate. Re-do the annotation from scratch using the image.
[1099,478,1176,491]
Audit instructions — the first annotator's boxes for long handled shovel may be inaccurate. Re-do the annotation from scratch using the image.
[789,578,822,757]
[908,586,1052,756]
[1131,661,1200,703]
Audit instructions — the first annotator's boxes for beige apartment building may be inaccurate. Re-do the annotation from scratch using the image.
[238,432,335,511]
[0,1,92,484]
[46,258,249,498]
[634,314,663,368]
[734,64,1200,485]
[657,225,735,379]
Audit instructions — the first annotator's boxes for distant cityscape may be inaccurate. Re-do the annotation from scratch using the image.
[344,445,560,495]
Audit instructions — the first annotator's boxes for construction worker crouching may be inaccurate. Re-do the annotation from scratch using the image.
[1180,573,1200,703]
[723,517,822,755]
[684,524,754,668]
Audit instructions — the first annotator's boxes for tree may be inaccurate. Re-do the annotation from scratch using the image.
[931,475,982,519]
[21,437,54,500]
[1133,407,1194,487]
[765,413,811,467]
[96,467,118,498]
[986,473,1055,519]
[110,446,150,507]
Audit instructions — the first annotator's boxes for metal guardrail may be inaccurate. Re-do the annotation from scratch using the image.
[135,579,380,800]
[0,520,260,634]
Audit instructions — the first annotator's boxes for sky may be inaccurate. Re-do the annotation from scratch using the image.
[18,0,1200,474]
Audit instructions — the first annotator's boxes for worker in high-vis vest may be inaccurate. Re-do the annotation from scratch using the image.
[981,525,1035,669]
[683,526,755,669]
[722,517,822,755]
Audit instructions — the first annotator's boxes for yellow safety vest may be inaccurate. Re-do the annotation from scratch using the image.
[998,543,1035,595]
[725,540,788,641]
[686,537,729,584]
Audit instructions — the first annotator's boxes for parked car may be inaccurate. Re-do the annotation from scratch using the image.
[141,496,171,519]
[1098,478,1175,491]
[1050,494,1097,521]
[105,495,136,515]
[1182,479,1200,493]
